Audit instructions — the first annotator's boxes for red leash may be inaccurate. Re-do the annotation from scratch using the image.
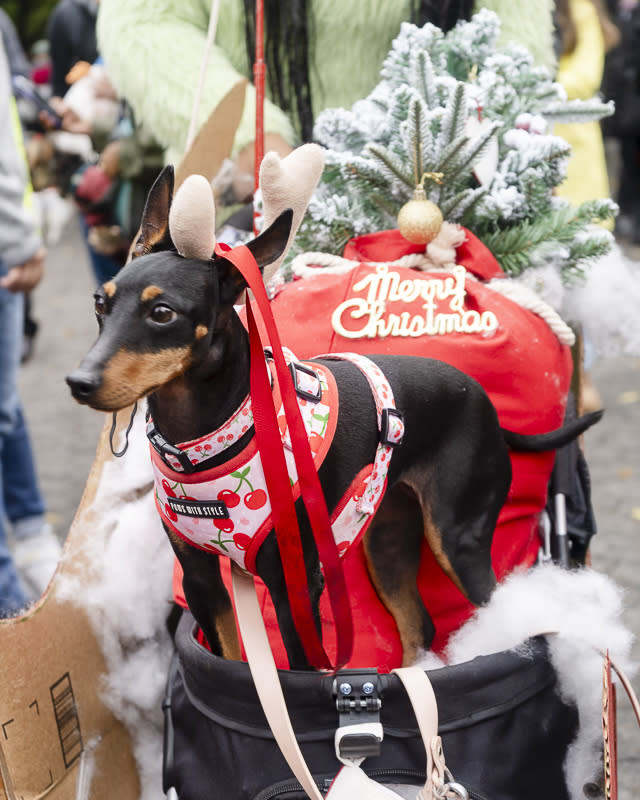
[253,0,265,236]
[216,242,353,671]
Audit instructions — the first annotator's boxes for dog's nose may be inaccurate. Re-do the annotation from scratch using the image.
[66,370,102,403]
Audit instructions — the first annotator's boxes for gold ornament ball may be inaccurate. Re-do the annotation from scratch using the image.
[397,197,443,245]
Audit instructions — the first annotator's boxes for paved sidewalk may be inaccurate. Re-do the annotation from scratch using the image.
[18,213,640,796]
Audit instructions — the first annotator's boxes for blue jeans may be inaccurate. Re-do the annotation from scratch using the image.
[0,281,34,613]
[3,407,46,525]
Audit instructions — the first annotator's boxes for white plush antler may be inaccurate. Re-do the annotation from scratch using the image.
[169,174,217,259]
[259,143,325,283]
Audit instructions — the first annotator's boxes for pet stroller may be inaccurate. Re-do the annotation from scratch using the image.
[159,222,625,800]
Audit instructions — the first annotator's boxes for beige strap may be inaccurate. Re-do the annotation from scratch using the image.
[231,565,325,800]
[231,564,454,800]
[392,668,448,800]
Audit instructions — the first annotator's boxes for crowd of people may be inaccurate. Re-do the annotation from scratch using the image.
[0,0,638,618]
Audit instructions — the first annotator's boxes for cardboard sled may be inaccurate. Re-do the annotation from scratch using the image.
[0,421,139,800]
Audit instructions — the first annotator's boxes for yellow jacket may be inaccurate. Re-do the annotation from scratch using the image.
[554,0,613,224]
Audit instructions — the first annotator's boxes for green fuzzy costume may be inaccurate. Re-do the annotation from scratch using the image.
[97,0,555,165]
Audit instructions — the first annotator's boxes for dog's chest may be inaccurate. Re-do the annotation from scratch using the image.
[150,352,404,573]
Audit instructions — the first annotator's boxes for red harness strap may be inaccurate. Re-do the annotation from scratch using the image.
[215,242,353,671]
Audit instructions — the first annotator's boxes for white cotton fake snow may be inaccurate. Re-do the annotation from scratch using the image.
[415,564,635,800]
[56,408,174,800]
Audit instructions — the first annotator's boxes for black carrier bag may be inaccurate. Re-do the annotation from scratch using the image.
[163,610,579,800]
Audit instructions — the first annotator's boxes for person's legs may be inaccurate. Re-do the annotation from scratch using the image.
[0,285,30,613]
[2,406,46,523]
[0,469,28,614]
[2,403,61,595]
[0,305,62,596]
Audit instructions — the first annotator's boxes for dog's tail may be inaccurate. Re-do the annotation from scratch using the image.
[501,409,603,452]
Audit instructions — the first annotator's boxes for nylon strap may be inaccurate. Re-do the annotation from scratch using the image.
[232,564,441,800]
[232,565,325,800]
[217,242,353,670]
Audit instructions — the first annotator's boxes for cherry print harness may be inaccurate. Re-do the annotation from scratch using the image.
[149,349,405,574]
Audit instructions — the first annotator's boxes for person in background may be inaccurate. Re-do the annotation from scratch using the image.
[0,8,44,362]
[0,40,61,612]
[29,40,52,88]
[601,0,640,242]
[47,0,99,100]
[40,62,166,285]
[0,9,30,80]
[96,0,558,201]
[553,0,619,412]
[553,0,619,216]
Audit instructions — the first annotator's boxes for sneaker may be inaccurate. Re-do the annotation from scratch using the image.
[12,523,63,598]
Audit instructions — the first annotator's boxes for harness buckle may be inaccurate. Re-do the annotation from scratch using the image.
[289,361,322,402]
[333,669,383,765]
[380,407,405,447]
[146,421,196,474]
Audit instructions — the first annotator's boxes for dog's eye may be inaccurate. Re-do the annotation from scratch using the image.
[149,304,177,325]
[94,296,106,316]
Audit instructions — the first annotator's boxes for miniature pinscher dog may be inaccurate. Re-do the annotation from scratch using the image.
[67,166,602,669]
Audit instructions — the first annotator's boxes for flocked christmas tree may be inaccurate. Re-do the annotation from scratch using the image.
[285,10,617,284]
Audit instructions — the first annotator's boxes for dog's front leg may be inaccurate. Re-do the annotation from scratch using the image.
[166,529,241,660]
[255,526,324,671]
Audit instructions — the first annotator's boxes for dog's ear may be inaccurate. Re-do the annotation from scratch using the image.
[246,208,294,271]
[218,209,294,305]
[128,165,175,260]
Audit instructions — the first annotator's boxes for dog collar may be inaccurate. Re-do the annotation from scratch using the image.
[147,393,254,473]
[146,348,328,474]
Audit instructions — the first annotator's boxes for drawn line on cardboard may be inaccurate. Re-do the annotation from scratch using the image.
[50,673,83,768]
[44,768,53,789]
[0,728,17,799]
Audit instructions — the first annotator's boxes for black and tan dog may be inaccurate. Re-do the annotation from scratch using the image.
[67,165,601,669]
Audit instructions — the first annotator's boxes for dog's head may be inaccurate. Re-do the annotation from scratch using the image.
[66,165,293,412]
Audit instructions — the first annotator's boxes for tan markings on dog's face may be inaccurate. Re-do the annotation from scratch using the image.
[141,285,164,303]
[195,324,208,340]
[103,281,117,297]
[91,346,192,411]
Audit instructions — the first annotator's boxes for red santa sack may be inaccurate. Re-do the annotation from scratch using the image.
[176,227,573,671]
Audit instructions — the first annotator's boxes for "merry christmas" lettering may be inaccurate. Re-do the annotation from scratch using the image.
[331,264,499,340]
